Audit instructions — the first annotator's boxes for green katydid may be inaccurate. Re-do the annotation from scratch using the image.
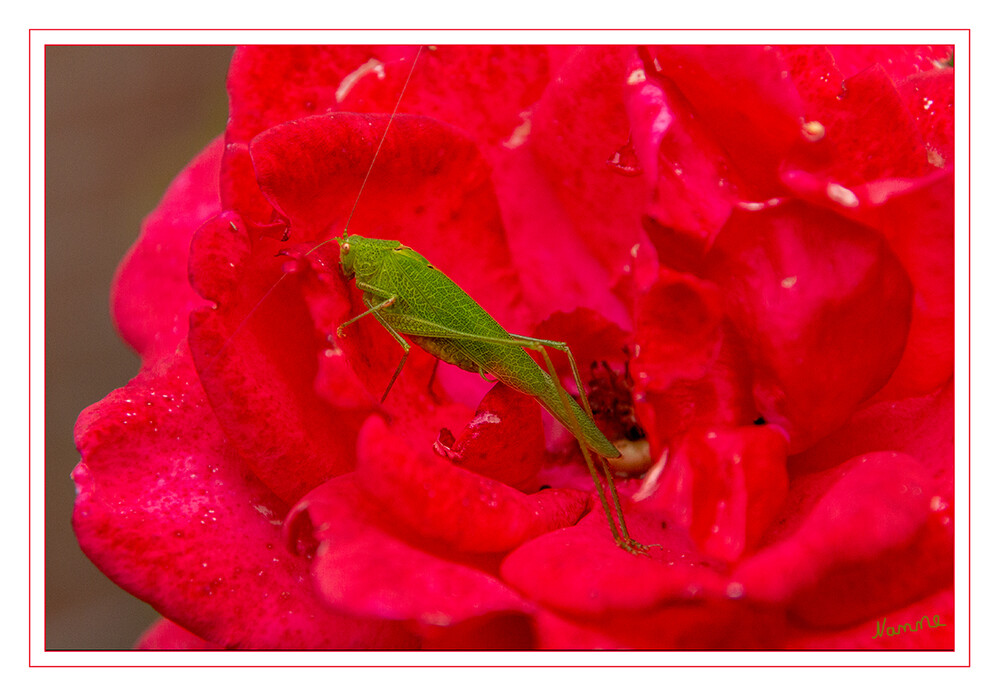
[223,46,649,553]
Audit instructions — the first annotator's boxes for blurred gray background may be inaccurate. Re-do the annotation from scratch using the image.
[46,45,235,649]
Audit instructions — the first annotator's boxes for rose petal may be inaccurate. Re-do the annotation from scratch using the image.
[230,45,550,157]
[706,201,913,452]
[644,45,804,197]
[633,321,758,455]
[856,169,955,399]
[624,57,740,256]
[777,46,846,114]
[532,599,787,650]
[343,45,551,152]
[631,269,724,391]
[448,382,548,490]
[490,143,631,325]
[897,68,955,168]
[290,474,532,627]
[734,451,953,628]
[519,46,650,302]
[790,380,954,487]
[782,64,932,190]
[223,45,416,230]
[187,216,366,503]
[111,137,220,362]
[218,141,277,235]
[647,425,789,562]
[355,416,590,553]
[501,504,729,616]
[73,348,414,649]
[826,45,954,84]
[226,45,408,143]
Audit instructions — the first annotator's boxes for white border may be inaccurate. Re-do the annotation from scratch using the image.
[28,28,971,671]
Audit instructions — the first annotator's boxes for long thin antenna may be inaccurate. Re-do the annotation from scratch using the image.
[204,47,425,368]
[343,44,424,235]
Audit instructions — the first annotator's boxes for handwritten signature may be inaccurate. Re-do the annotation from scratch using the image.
[871,613,947,640]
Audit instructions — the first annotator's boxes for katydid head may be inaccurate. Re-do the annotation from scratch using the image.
[337,234,357,278]
[337,234,398,280]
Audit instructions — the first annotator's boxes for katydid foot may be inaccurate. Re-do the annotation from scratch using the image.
[615,537,660,556]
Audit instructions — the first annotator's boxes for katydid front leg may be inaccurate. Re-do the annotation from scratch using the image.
[336,293,410,403]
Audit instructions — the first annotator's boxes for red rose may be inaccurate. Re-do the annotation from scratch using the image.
[74,44,955,650]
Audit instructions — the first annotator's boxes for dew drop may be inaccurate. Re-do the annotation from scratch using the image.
[606,140,643,177]
[726,582,745,599]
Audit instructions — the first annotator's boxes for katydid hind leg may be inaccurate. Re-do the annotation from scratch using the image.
[531,343,649,555]
[508,332,597,420]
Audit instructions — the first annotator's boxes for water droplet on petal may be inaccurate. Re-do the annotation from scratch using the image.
[606,138,643,177]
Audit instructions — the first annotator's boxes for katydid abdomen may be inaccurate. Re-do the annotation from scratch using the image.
[338,233,621,461]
